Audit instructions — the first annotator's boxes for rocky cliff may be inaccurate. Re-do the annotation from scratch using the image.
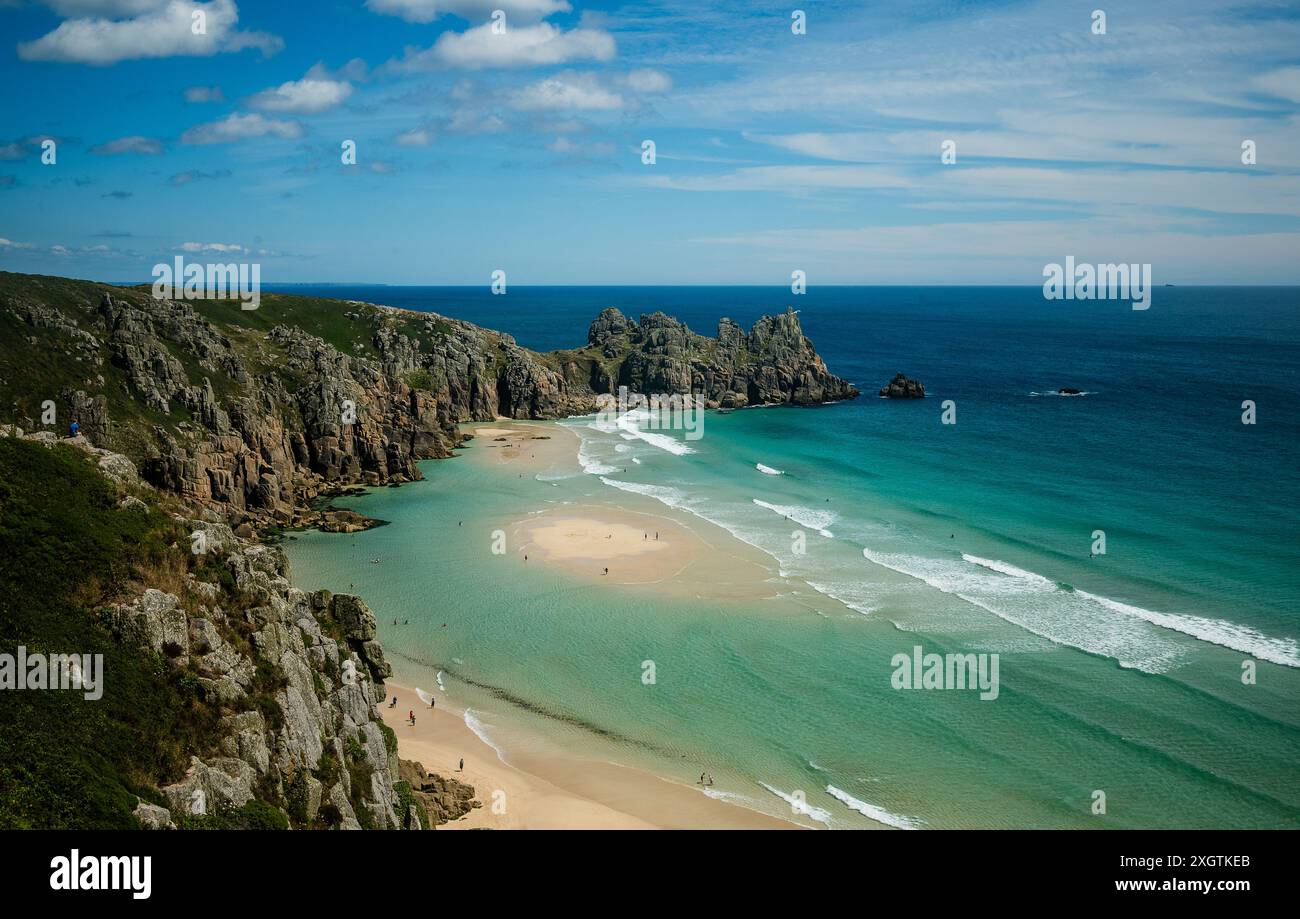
[0,429,434,830]
[0,272,857,529]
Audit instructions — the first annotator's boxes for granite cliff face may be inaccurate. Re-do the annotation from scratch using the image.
[0,428,423,830]
[1,273,857,529]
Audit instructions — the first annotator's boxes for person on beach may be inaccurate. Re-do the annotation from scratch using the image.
[603,567,608,576]
[459,758,464,772]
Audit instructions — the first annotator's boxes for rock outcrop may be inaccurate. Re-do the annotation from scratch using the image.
[399,759,480,826]
[879,372,926,399]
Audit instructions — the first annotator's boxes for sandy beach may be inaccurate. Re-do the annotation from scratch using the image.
[379,682,799,829]
[366,420,807,829]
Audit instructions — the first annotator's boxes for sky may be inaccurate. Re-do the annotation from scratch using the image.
[0,0,1298,284]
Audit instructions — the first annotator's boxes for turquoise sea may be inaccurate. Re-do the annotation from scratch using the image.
[282,286,1300,829]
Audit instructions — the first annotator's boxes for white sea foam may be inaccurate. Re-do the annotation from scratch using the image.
[861,547,1186,672]
[963,554,1055,587]
[804,578,882,617]
[963,555,1300,668]
[616,413,696,455]
[826,785,922,829]
[599,477,690,509]
[756,463,784,476]
[435,670,446,692]
[1075,590,1300,668]
[758,782,833,826]
[576,442,618,476]
[464,709,509,764]
[753,499,835,538]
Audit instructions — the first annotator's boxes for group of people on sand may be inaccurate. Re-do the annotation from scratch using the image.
[698,773,715,787]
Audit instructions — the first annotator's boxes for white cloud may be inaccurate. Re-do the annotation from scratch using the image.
[90,135,164,155]
[19,0,282,66]
[1254,66,1300,103]
[548,136,614,157]
[625,68,671,93]
[181,112,302,144]
[398,22,615,70]
[447,109,507,134]
[178,241,248,254]
[0,237,36,249]
[365,0,569,23]
[249,75,353,114]
[511,71,622,111]
[184,84,224,103]
[395,127,433,147]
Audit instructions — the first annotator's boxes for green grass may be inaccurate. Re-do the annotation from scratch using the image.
[0,437,222,828]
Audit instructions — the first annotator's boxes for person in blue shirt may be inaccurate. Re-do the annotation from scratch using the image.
[68,419,80,438]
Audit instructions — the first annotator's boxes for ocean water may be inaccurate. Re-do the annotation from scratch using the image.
[281,286,1300,828]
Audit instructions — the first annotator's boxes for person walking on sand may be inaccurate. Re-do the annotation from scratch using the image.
[459,758,464,772]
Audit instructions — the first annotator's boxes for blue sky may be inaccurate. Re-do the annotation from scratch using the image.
[0,0,1298,284]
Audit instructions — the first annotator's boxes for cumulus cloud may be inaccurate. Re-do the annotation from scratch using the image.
[510,71,622,111]
[249,74,353,114]
[90,135,164,155]
[396,22,615,71]
[0,136,61,160]
[184,84,224,103]
[365,0,569,24]
[18,0,283,66]
[181,112,302,144]
[624,68,672,93]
